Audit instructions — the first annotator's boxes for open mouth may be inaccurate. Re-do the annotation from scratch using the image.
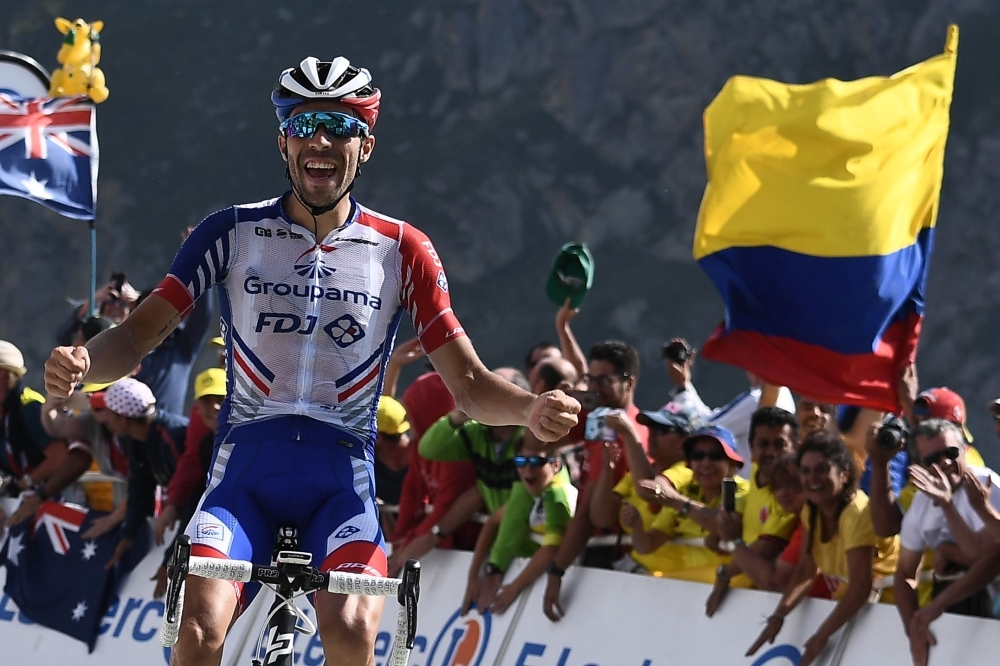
[303,160,338,182]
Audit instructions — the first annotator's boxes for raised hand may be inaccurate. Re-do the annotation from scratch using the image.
[528,390,580,442]
[909,464,953,507]
[44,346,91,397]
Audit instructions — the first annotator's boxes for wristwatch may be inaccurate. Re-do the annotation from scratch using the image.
[483,562,504,577]
[430,524,448,540]
[546,562,566,578]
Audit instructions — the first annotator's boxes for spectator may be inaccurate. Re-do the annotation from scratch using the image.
[100,378,189,569]
[589,404,696,574]
[56,272,140,345]
[527,356,579,396]
[988,398,1000,441]
[154,368,227,546]
[374,396,411,517]
[0,341,67,502]
[797,398,837,439]
[524,341,562,379]
[663,346,795,467]
[746,431,899,666]
[706,407,799,615]
[69,315,116,347]
[911,387,987,466]
[893,418,1000,664]
[388,371,479,576]
[715,455,832,599]
[132,287,214,416]
[152,368,226,596]
[5,386,127,526]
[542,340,649,621]
[465,432,577,615]
[553,300,587,380]
[905,469,1000,656]
[418,367,528,516]
[636,426,749,584]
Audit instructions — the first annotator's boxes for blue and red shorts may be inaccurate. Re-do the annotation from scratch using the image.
[184,420,386,608]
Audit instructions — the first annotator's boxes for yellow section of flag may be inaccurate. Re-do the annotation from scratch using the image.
[693,25,958,261]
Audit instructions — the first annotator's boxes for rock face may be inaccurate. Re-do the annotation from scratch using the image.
[1,1,998,463]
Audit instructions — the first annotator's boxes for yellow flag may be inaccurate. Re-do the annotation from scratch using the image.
[693,25,958,260]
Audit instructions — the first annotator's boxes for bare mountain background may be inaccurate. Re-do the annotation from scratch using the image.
[1,0,998,466]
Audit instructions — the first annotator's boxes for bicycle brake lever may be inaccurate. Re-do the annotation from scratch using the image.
[400,559,421,649]
[165,536,192,623]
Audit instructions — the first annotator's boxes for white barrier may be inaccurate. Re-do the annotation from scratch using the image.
[2,545,999,665]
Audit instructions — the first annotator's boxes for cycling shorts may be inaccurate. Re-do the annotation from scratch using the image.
[184,416,386,608]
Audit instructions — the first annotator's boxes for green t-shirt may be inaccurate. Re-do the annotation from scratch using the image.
[487,467,576,571]
[418,415,522,513]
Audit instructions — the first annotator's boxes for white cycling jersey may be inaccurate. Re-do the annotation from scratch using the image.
[153,195,464,457]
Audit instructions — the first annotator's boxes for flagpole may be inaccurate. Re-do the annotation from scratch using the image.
[89,218,97,315]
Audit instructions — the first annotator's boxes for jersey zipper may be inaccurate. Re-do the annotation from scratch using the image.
[296,242,323,416]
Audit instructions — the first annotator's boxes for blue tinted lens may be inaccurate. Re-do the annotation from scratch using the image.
[279,111,368,139]
[514,455,552,468]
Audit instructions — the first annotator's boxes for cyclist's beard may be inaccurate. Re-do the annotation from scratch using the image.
[287,153,354,212]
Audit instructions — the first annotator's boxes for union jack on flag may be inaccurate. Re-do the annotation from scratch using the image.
[0,93,99,219]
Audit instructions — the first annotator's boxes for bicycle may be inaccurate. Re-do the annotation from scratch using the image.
[160,527,420,666]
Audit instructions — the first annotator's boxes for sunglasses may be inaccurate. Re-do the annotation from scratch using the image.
[652,426,686,437]
[687,449,727,462]
[513,455,556,468]
[921,447,961,468]
[279,111,369,140]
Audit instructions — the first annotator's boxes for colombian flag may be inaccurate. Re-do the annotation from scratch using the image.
[694,26,958,411]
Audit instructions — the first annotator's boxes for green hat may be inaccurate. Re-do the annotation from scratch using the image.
[545,243,595,309]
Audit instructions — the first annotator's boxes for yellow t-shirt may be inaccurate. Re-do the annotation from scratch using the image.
[742,483,797,545]
[612,462,694,535]
[802,491,899,601]
[640,476,751,583]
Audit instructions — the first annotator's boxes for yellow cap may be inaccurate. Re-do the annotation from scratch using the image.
[193,368,227,400]
[210,336,225,348]
[377,396,410,435]
[81,381,114,393]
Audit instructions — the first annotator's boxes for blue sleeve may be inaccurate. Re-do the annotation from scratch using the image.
[151,208,237,316]
[887,449,909,495]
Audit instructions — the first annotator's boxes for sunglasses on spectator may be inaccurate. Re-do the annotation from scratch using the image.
[921,447,961,468]
[687,449,727,462]
[513,455,556,468]
[582,372,629,389]
[652,426,686,436]
[279,111,369,139]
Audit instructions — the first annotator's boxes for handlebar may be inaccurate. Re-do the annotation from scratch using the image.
[160,536,420,666]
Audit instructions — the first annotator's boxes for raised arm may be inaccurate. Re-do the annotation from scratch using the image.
[428,337,579,442]
[555,299,587,379]
[45,295,184,396]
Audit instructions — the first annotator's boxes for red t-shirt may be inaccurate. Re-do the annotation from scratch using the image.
[779,523,833,599]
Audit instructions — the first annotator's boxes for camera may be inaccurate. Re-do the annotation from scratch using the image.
[585,407,621,442]
[110,271,127,292]
[876,415,909,451]
[662,340,694,365]
[569,390,600,412]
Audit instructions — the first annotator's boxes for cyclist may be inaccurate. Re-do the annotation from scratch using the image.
[44,55,580,666]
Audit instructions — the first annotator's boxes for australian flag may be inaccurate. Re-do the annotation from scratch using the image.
[0,93,98,219]
[1,501,148,651]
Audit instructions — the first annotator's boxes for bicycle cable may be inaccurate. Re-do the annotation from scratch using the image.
[251,583,318,665]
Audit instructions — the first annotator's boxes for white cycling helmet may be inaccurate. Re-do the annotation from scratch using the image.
[271,56,381,128]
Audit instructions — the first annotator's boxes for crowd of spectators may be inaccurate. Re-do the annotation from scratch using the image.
[2,273,1000,666]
